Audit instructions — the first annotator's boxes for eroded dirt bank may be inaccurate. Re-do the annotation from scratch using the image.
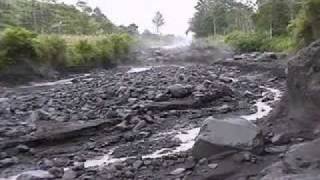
[0,46,289,180]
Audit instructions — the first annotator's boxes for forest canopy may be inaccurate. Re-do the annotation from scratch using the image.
[0,0,117,35]
[190,0,320,51]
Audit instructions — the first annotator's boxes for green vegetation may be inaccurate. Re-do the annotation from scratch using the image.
[225,31,293,52]
[0,0,137,73]
[0,0,116,34]
[225,31,265,52]
[190,0,320,52]
[34,35,68,68]
[0,27,134,70]
[291,0,320,47]
[0,27,37,67]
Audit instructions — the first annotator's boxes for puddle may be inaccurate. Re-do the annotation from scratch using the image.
[242,86,282,121]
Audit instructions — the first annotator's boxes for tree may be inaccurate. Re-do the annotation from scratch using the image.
[152,11,165,34]
[127,23,139,35]
[118,24,139,35]
[0,0,19,29]
[0,0,121,35]
[190,0,254,37]
[292,0,320,46]
[76,0,92,15]
[254,0,291,37]
[92,7,115,33]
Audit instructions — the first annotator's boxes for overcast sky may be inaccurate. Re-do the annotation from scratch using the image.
[60,0,197,35]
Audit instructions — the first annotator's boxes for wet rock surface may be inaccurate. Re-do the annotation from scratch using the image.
[287,40,320,129]
[192,117,263,159]
[0,46,291,180]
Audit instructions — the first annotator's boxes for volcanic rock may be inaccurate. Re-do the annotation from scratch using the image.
[260,138,320,179]
[287,40,320,128]
[168,84,192,98]
[193,117,263,159]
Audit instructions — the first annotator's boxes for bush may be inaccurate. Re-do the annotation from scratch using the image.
[0,27,134,72]
[68,40,99,66]
[290,0,320,48]
[67,34,133,67]
[95,37,115,65]
[110,34,132,58]
[261,36,294,52]
[34,35,67,67]
[225,31,293,52]
[225,31,266,52]
[0,27,37,66]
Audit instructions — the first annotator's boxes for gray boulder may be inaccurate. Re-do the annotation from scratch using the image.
[260,138,320,180]
[0,157,18,168]
[287,40,320,127]
[16,170,54,180]
[168,84,192,98]
[192,117,263,159]
[256,52,278,62]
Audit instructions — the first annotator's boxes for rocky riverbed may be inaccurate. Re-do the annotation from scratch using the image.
[0,46,291,180]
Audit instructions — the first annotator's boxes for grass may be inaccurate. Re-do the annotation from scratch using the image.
[0,27,134,70]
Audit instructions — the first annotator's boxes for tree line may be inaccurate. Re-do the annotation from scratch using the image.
[190,0,320,50]
[0,0,140,35]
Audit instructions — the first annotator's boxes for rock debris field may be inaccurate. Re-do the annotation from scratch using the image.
[0,47,293,180]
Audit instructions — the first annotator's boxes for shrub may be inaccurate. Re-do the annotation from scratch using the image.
[290,0,320,48]
[34,35,67,67]
[110,34,132,58]
[0,51,7,70]
[225,31,266,52]
[68,40,99,66]
[225,31,293,52]
[0,27,134,71]
[95,37,115,65]
[0,27,37,65]
[261,36,294,52]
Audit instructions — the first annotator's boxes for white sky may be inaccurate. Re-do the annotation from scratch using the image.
[60,0,197,35]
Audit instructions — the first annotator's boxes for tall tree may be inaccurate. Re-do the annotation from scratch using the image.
[254,0,291,37]
[190,0,254,37]
[293,0,320,46]
[0,0,117,35]
[152,11,165,34]
[92,7,114,33]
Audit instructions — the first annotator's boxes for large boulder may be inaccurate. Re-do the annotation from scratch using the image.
[287,40,320,127]
[260,138,320,180]
[167,84,192,98]
[262,40,320,137]
[192,117,263,159]
[16,170,54,180]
